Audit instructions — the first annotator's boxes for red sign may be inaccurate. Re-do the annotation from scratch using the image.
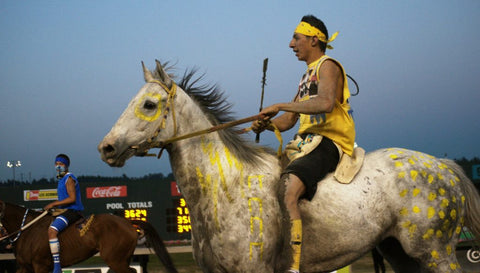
[86,186,127,199]
[170,182,181,196]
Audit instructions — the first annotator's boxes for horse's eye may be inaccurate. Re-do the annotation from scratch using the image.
[143,100,157,110]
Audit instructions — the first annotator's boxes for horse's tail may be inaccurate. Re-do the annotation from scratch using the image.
[130,220,178,273]
[441,159,480,241]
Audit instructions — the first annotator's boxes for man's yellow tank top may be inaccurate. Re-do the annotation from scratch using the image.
[297,55,355,156]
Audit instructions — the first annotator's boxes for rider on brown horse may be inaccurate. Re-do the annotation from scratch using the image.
[43,154,84,273]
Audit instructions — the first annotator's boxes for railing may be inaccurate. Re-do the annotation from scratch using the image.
[0,245,193,261]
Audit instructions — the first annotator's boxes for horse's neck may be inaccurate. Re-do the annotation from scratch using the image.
[4,204,27,232]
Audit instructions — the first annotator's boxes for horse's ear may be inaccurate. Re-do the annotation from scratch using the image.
[142,61,155,83]
[154,59,172,88]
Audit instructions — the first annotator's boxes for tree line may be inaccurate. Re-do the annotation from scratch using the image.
[1,157,479,190]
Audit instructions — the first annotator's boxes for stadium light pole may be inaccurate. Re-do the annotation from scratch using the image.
[6,160,21,187]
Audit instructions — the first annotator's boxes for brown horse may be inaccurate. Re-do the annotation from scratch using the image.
[0,200,178,273]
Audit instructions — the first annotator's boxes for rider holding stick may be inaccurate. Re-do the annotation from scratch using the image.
[44,154,84,273]
[252,15,355,273]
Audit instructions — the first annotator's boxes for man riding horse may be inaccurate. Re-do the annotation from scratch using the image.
[43,154,84,273]
[252,15,355,273]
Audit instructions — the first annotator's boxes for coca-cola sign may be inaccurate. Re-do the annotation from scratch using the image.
[86,186,127,199]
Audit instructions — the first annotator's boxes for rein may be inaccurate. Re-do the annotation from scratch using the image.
[0,208,49,242]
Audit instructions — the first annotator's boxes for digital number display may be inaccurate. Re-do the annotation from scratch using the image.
[166,198,191,234]
[124,209,147,222]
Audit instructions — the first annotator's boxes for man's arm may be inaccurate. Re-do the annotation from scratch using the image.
[259,59,342,117]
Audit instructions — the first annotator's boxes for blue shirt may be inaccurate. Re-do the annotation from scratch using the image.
[57,173,84,211]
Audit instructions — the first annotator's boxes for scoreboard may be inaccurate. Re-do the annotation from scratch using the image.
[166,198,191,233]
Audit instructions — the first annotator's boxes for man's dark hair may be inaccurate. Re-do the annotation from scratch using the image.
[301,15,329,52]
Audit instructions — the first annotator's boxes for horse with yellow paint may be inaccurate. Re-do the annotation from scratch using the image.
[98,60,480,273]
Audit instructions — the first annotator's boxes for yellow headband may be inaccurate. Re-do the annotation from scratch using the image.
[294,21,339,49]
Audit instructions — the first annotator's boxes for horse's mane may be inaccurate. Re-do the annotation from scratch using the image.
[171,67,270,164]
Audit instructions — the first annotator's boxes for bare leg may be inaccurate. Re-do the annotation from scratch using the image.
[284,174,305,273]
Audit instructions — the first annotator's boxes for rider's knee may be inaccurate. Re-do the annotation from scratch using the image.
[48,227,58,239]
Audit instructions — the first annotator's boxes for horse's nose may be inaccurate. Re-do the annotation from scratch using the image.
[102,144,115,156]
[98,138,117,160]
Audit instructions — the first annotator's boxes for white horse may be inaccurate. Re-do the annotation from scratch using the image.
[99,60,480,273]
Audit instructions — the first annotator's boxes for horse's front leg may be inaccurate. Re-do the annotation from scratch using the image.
[30,263,51,273]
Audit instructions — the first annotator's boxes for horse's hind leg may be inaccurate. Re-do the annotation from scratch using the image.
[377,237,423,273]
[380,237,463,273]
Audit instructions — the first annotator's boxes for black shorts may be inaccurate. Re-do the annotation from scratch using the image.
[59,209,83,224]
[284,136,340,201]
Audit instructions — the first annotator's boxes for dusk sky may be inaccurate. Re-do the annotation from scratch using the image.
[1,1,479,182]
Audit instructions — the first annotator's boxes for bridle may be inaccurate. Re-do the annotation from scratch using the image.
[130,79,178,158]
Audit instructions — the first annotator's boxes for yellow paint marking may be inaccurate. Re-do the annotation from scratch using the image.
[461,196,465,204]
[442,219,451,231]
[450,263,457,270]
[427,174,434,184]
[438,188,446,196]
[408,224,417,238]
[399,189,408,197]
[412,188,421,197]
[408,158,415,165]
[400,207,408,216]
[452,196,456,203]
[248,175,265,190]
[431,250,439,259]
[438,163,448,169]
[213,173,219,228]
[437,172,444,181]
[446,245,452,255]
[450,209,457,220]
[424,162,432,168]
[423,229,434,240]
[250,216,263,237]
[441,198,449,208]
[450,179,455,187]
[455,226,462,234]
[398,171,406,179]
[389,154,398,159]
[436,230,443,238]
[134,92,163,121]
[428,262,437,268]
[248,197,263,215]
[410,170,418,182]
[428,192,437,201]
[249,242,264,261]
[412,206,421,213]
[455,176,460,182]
[421,170,427,177]
[395,161,403,168]
[196,167,205,193]
[427,207,435,219]
[438,210,445,219]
